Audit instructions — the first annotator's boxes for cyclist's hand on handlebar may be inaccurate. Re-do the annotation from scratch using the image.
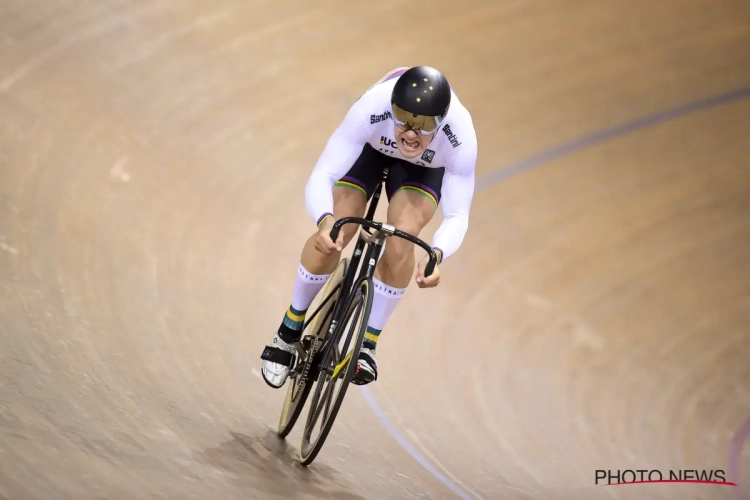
[315,217,343,255]
[416,255,440,288]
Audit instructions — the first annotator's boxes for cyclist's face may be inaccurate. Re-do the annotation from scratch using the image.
[393,125,434,158]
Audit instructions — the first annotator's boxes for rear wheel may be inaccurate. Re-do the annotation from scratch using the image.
[276,258,349,438]
[299,277,373,466]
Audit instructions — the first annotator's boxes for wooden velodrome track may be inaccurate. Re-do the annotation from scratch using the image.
[1,1,749,499]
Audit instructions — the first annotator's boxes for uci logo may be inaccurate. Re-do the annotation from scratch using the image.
[379,136,397,148]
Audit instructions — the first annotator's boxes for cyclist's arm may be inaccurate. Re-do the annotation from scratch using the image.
[431,135,477,263]
[304,104,370,227]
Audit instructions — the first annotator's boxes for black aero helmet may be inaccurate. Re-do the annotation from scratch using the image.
[391,66,451,135]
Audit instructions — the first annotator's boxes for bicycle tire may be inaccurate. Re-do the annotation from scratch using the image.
[298,276,373,465]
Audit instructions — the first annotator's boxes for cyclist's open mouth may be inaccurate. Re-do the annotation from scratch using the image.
[401,138,420,151]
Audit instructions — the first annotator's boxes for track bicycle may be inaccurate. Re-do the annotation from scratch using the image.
[275,166,438,466]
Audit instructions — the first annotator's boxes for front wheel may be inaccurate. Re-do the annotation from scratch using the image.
[298,276,373,466]
[276,258,348,438]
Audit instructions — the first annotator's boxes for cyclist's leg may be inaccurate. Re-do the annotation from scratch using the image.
[294,186,366,278]
[377,191,440,285]
[353,162,445,384]
[260,145,386,388]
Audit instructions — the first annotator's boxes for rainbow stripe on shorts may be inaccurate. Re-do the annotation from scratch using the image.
[398,182,439,208]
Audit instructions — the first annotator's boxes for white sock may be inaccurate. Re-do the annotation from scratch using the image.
[363,278,406,351]
[280,263,331,335]
[291,263,331,311]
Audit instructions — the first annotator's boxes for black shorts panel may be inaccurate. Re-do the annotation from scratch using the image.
[334,144,445,208]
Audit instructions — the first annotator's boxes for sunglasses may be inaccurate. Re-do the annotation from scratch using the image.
[391,102,445,135]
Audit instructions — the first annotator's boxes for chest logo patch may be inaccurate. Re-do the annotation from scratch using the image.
[421,149,435,163]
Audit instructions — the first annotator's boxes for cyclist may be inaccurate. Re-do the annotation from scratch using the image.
[260,66,478,387]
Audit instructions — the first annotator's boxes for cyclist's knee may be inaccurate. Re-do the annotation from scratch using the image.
[387,189,436,236]
[381,237,414,266]
[381,192,431,271]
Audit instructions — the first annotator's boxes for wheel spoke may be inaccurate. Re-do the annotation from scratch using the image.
[308,374,330,431]
[311,347,343,432]
[321,369,339,423]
